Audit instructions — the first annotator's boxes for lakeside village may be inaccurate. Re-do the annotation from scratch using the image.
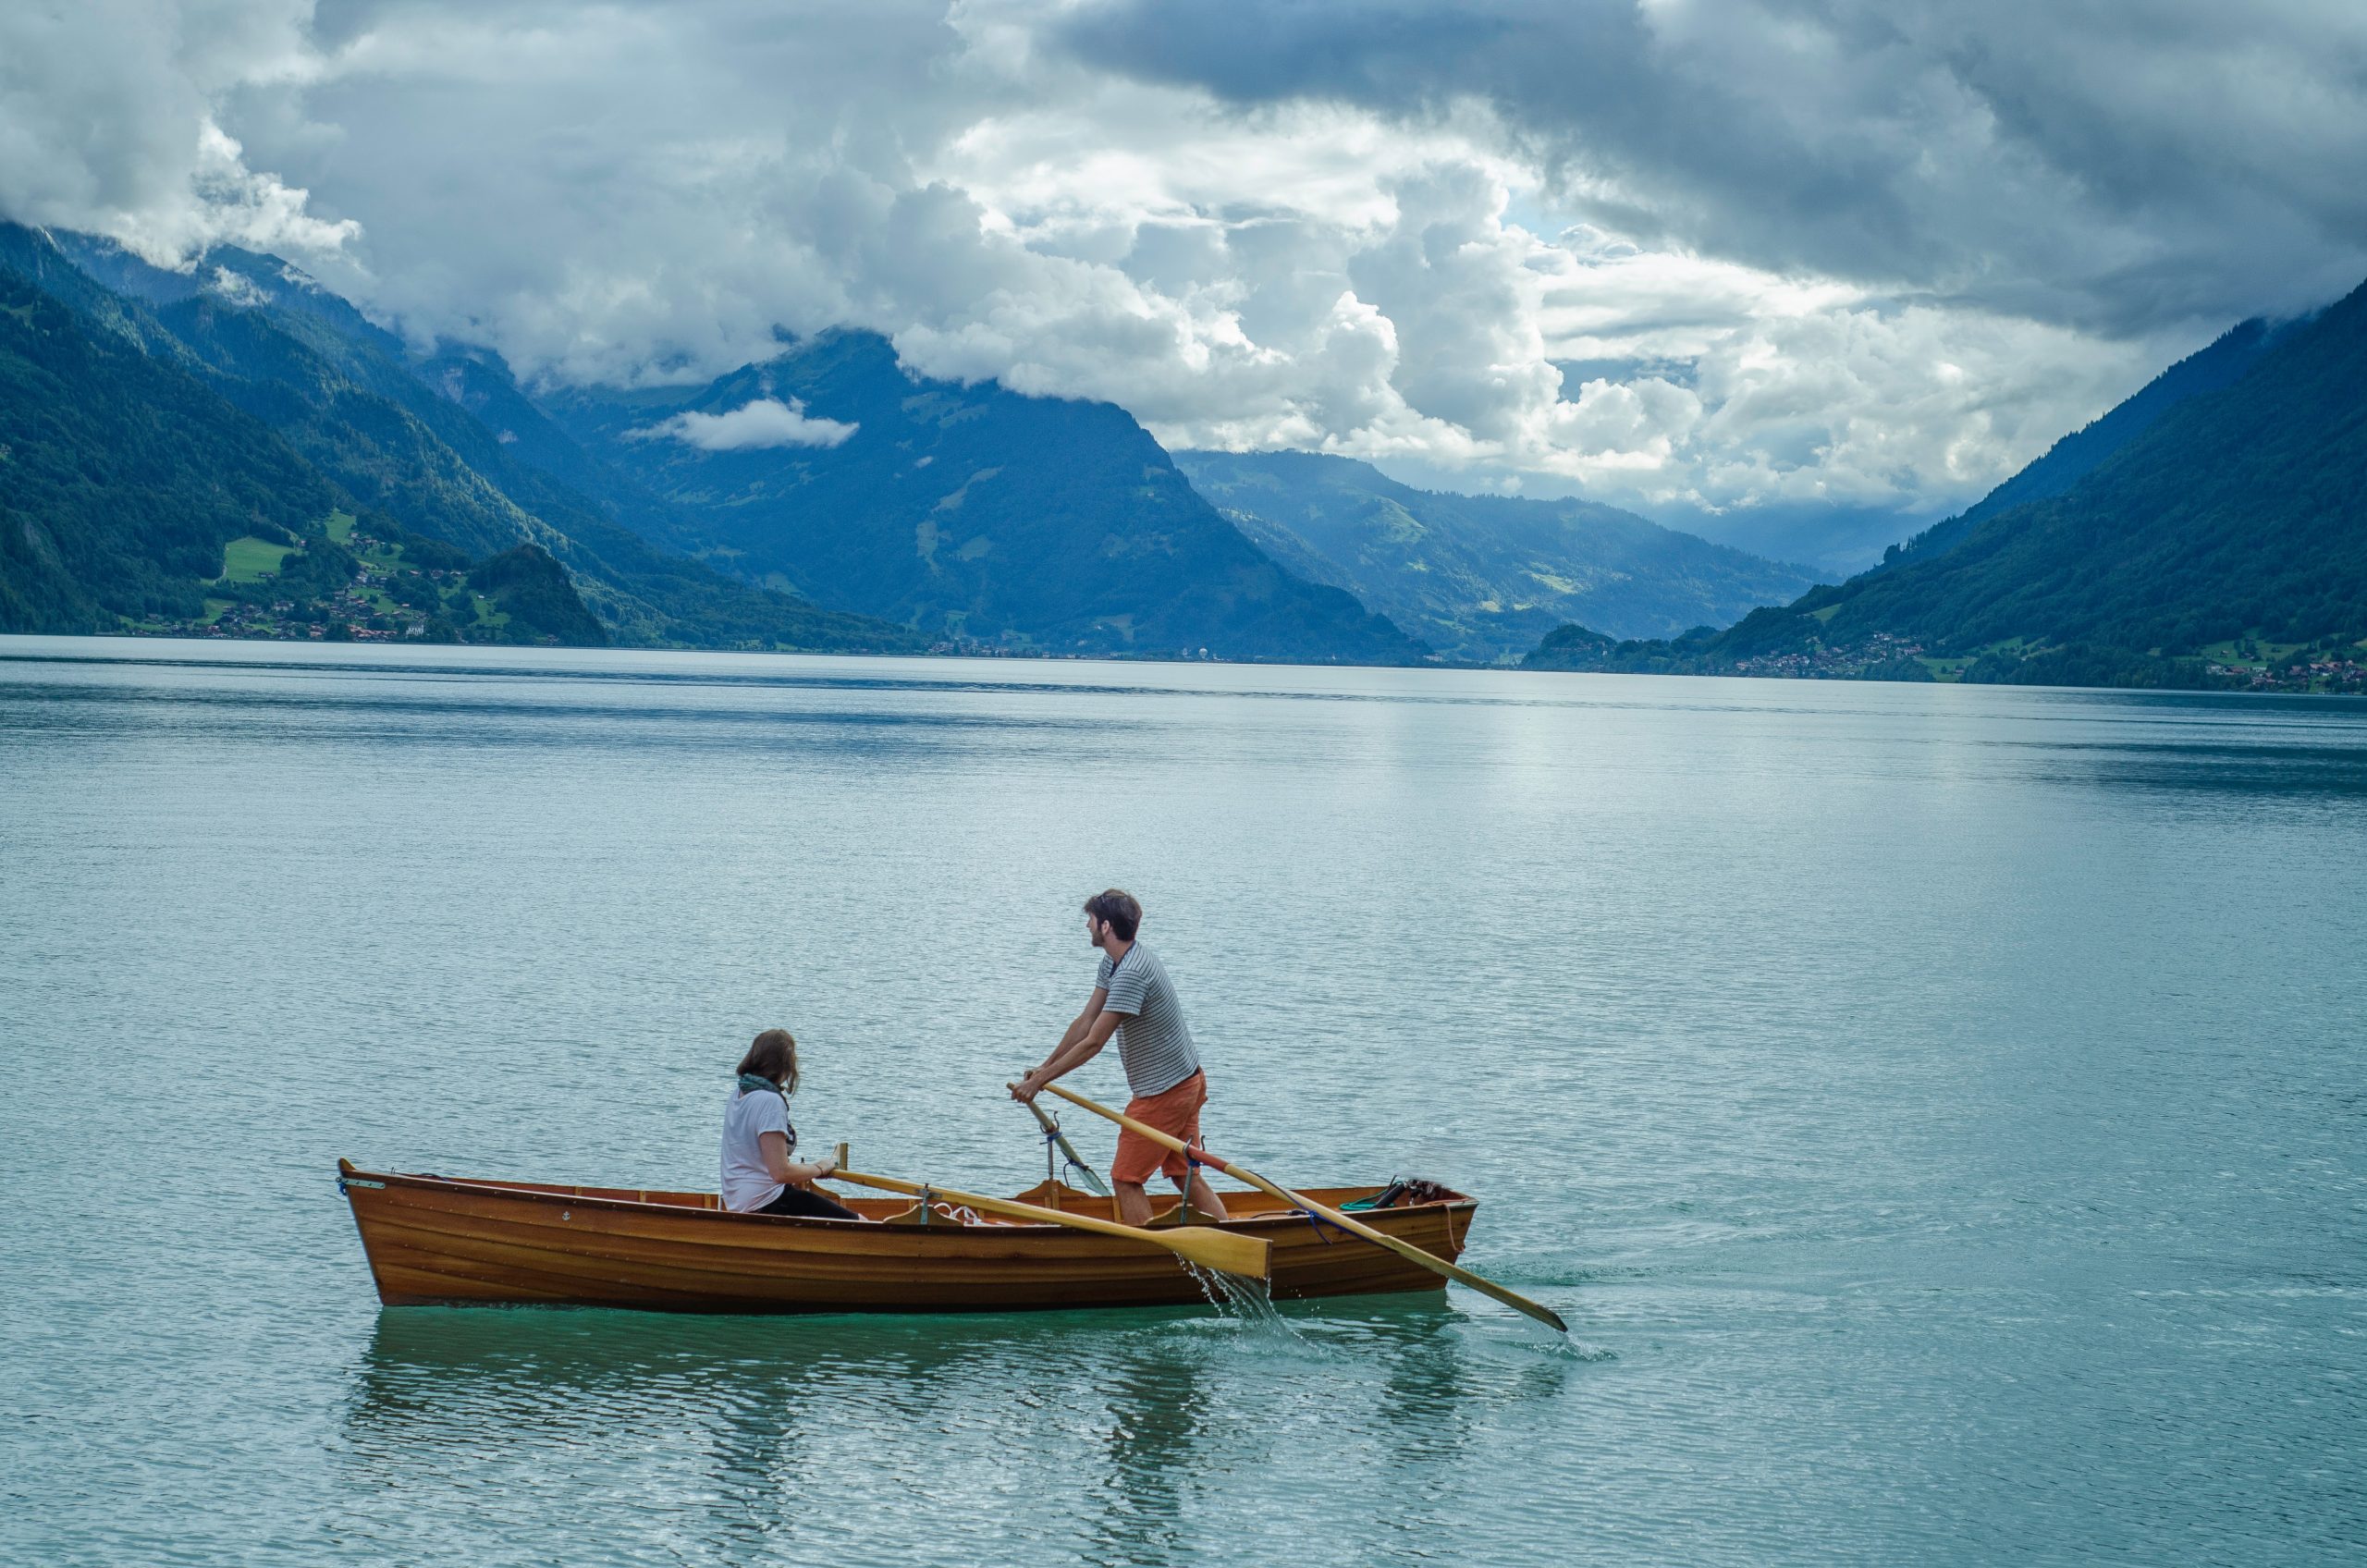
[2204,652,2367,692]
[1728,631,2367,692]
[151,515,509,644]
[918,640,1221,660]
[148,516,1220,658]
[202,564,450,643]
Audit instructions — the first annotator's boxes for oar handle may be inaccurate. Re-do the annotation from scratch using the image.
[1043,1083,1567,1332]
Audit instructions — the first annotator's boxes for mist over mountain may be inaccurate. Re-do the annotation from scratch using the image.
[1642,500,1936,580]
[1172,450,1818,662]
[13,201,2361,693]
[0,226,915,651]
[1874,317,2295,573]
[1523,277,2367,692]
[2,226,1432,663]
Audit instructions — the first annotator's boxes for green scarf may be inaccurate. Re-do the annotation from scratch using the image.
[737,1072,796,1154]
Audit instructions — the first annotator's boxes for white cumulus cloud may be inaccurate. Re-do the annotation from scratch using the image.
[0,3,356,266]
[3,0,2361,558]
[632,398,859,452]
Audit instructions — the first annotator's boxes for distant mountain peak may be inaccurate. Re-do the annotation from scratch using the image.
[537,348,1429,662]
[1172,448,1819,660]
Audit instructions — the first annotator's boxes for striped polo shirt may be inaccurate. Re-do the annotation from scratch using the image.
[1096,942,1201,1097]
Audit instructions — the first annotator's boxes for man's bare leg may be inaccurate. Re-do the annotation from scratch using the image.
[1114,1180,1153,1227]
[1182,1170,1230,1221]
[1118,1174,1229,1224]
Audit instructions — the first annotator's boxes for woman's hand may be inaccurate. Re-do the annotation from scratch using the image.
[808,1155,839,1182]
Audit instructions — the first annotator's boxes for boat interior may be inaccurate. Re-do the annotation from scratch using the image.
[354,1167,1470,1229]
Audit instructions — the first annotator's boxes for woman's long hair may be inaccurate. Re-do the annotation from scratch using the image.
[736,1028,800,1095]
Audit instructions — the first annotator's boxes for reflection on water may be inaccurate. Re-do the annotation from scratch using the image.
[341,1298,1552,1566]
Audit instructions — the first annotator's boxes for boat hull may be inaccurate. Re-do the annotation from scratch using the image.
[338,1163,1478,1314]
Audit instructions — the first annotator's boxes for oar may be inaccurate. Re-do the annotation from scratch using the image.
[827,1166,1270,1279]
[1021,1095,1112,1196]
[1043,1084,1567,1332]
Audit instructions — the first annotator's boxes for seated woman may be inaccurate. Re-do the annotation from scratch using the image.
[721,1028,861,1219]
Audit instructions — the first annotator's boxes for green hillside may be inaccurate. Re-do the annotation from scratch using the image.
[1878,316,2286,572]
[0,272,338,631]
[50,231,1398,663]
[546,332,1428,664]
[155,289,553,559]
[1173,449,1819,661]
[3,227,918,654]
[1524,276,2367,693]
[0,271,604,645]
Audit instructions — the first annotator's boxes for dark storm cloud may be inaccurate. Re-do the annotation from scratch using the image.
[1,1,2353,530]
[1059,0,2367,333]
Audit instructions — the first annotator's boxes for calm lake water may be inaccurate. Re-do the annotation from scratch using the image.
[3,635,2363,1566]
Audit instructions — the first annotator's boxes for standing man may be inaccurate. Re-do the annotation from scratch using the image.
[1012,889,1229,1227]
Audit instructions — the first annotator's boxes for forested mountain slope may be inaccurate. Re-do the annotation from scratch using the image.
[9,227,1439,664]
[1524,277,2367,692]
[0,268,607,643]
[545,332,1428,663]
[1880,316,2290,571]
[0,227,914,652]
[0,271,337,631]
[1172,449,1818,660]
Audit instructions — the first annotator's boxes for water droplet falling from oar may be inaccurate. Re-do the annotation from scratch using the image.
[1044,1083,1568,1333]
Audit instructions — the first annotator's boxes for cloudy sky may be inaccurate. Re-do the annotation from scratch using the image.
[6,0,2364,540]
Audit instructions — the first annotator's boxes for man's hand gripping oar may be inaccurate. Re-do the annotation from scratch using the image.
[1043,1084,1567,1332]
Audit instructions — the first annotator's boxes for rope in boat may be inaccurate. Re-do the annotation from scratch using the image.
[910,1185,981,1227]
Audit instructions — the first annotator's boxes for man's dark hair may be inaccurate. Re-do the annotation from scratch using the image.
[1084,888,1142,941]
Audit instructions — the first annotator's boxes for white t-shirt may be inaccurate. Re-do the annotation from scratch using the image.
[720,1086,792,1212]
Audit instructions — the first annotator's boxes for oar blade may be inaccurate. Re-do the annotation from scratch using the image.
[1167,1226,1270,1280]
[1047,1082,1568,1332]
[1471,1277,1567,1333]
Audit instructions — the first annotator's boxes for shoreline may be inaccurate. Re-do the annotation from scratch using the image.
[7,631,2363,702]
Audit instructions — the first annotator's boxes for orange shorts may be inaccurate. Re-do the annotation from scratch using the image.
[1110,1070,1208,1186]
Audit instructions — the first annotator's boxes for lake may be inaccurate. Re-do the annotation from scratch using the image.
[3,635,2362,1565]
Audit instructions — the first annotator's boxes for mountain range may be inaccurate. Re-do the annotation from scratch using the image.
[535,333,1421,663]
[1525,278,2367,692]
[1,225,914,650]
[7,218,2359,690]
[0,224,1833,668]
[1172,449,1820,662]
[2,225,1411,659]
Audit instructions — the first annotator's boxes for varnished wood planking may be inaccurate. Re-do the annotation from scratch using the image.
[340,1161,1474,1313]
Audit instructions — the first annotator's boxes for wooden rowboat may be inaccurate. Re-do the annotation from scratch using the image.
[337,1158,1478,1314]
